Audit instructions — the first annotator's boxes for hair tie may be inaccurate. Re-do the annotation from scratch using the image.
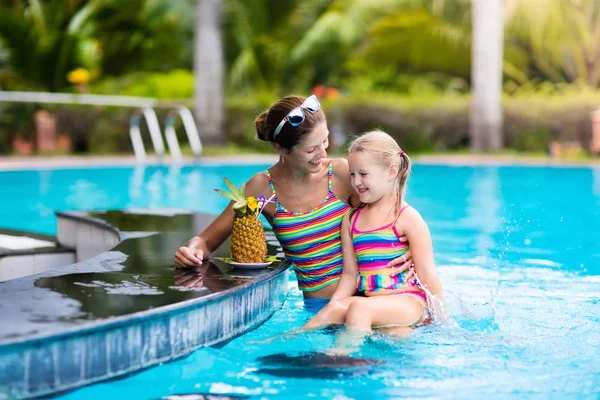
[399,151,405,157]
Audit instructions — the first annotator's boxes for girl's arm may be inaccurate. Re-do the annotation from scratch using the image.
[330,213,359,301]
[401,208,445,305]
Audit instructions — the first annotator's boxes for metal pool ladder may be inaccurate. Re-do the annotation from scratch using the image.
[129,106,203,163]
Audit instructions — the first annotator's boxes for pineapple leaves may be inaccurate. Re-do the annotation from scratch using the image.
[223,177,245,201]
[214,189,240,202]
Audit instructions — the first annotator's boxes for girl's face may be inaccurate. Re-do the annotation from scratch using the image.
[287,121,330,173]
[348,151,396,203]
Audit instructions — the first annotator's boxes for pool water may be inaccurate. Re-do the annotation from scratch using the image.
[2,163,599,398]
[1,164,257,235]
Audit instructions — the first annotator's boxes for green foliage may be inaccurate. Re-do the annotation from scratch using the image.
[0,0,193,91]
[0,102,40,153]
[505,0,600,88]
[92,70,194,99]
[0,0,97,91]
[2,90,599,156]
[359,10,471,79]
[89,0,194,75]
[0,102,40,139]
[510,128,550,152]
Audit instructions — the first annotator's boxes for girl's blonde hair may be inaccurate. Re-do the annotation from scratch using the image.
[347,130,411,217]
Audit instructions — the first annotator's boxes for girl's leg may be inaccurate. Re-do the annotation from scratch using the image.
[331,296,425,353]
[345,295,425,330]
[251,297,360,344]
[303,296,359,330]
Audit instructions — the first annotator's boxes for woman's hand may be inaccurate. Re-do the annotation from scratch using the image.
[387,238,415,282]
[174,245,204,268]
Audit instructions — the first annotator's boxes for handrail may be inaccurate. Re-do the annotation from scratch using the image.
[164,106,203,162]
[0,91,202,163]
[129,108,166,162]
[0,90,157,108]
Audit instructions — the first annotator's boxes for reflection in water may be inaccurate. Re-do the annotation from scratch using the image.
[147,169,166,208]
[66,179,111,211]
[166,164,182,206]
[464,168,501,323]
[128,164,146,207]
[464,167,502,264]
[594,166,600,197]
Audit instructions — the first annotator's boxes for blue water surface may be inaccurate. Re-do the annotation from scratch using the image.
[2,163,599,399]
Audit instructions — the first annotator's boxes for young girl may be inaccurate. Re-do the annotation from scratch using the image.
[303,130,445,338]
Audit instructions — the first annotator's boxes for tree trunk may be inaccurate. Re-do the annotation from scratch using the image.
[470,0,504,151]
[194,0,225,145]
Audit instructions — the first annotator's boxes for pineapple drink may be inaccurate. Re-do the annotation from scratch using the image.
[215,178,267,263]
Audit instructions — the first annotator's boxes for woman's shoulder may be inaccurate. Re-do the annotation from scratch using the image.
[245,170,272,196]
[328,157,356,205]
[329,157,349,172]
[329,157,350,180]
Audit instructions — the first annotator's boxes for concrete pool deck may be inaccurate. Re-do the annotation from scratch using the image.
[0,153,599,171]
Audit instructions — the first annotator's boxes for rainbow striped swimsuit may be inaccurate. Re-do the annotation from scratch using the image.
[352,206,417,294]
[265,161,350,292]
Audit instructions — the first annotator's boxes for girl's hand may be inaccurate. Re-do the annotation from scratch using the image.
[174,246,204,268]
[387,244,415,282]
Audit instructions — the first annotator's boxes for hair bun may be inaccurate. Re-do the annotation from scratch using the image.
[255,111,270,141]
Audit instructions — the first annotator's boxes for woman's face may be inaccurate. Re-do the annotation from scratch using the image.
[287,121,330,173]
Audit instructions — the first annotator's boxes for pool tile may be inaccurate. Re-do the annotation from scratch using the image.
[27,345,56,395]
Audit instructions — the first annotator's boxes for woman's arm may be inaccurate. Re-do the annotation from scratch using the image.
[330,214,359,301]
[174,201,235,268]
[401,208,445,304]
[174,173,273,268]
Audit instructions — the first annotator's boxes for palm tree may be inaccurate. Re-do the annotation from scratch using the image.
[505,0,600,88]
[194,0,225,144]
[287,0,476,92]
[0,0,100,91]
[470,0,504,151]
[223,0,336,94]
[89,0,193,76]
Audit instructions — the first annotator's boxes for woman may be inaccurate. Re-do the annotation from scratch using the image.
[174,95,415,303]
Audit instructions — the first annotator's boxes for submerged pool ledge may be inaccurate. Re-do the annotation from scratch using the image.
[0,210,290,399]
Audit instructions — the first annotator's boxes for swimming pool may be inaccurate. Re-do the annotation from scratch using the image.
[2,163,599,398]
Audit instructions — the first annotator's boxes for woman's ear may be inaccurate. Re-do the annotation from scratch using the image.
[272,142,286,157]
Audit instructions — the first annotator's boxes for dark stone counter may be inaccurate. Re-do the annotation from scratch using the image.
[0,210,290,398]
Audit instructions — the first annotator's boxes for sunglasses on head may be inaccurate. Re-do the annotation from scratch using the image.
[273,95,321,138]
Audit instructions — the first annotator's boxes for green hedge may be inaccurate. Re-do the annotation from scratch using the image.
[1,93,599,155]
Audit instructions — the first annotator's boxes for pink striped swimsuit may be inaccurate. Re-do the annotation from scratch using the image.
[351,206,427,306]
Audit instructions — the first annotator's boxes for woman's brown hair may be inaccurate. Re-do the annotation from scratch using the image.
[255,95,326,149]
